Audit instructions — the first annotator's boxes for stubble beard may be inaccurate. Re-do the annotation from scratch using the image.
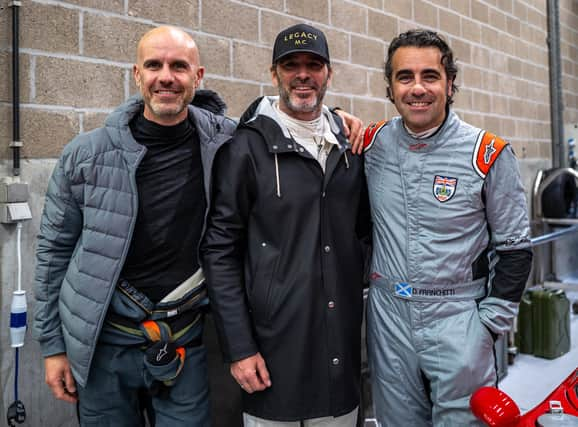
[150,102,185,118]
[278,78,328,116]
[141,80,195,122]
[148,91,194,119]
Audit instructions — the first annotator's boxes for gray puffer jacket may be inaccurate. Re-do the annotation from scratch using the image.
[33,95,236,386]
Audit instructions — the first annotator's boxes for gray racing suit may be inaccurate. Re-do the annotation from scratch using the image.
[364,111,532,426]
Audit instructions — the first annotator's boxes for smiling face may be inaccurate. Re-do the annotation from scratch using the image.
[272,53,332,121]
[133,27,205,126]
[389,46,452,133]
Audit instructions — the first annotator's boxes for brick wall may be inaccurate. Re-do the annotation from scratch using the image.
[0,0,576,162]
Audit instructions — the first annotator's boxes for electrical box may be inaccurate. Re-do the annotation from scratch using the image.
[0,178,31,223]
[0,202,32,222]
[0,181,29,203]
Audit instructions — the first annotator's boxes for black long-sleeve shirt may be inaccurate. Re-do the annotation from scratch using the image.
[121,111,205,302]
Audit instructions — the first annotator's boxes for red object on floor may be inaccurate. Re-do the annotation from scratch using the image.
[470,367,578,426]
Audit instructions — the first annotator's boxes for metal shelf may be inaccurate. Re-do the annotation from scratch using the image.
[539,218,578,226]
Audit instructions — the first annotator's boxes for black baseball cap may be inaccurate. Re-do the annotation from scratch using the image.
[272,23,330,64]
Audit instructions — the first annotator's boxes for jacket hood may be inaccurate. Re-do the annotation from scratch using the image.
[239,96,346,145]
[237,96,352,198]
[191,89,228,116]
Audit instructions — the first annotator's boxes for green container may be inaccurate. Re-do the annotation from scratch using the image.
[516,292,534,354]
[531,288,571,359]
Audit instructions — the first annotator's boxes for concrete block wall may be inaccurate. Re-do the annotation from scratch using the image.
[0,0,577,425]
[1,0,575,159]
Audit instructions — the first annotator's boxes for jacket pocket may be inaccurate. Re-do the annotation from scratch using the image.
[248,243,279,326]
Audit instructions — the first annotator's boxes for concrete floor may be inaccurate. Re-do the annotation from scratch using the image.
[499,291,578,413]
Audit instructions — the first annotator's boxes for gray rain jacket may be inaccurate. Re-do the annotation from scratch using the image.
[33,96,236,386]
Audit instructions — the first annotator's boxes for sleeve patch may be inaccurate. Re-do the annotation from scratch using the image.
[363,120,388,152]
[472,131,509,178]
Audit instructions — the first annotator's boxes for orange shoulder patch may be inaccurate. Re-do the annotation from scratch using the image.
[363,120,388,152]
[472,131,509,178]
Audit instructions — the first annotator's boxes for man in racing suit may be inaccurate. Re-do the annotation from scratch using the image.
[363,29,533,426]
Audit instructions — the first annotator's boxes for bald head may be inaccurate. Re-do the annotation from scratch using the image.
[133,25,205,126]
[137,26,200,65]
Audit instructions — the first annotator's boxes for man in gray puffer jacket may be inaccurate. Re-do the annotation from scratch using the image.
[33,26,236,426]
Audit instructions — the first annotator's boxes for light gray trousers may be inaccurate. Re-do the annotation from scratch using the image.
[243,407,358,427]
[367,285,497,427]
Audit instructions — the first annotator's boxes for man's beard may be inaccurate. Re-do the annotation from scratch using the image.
[277,76,328,115]
[141,81,194,120]
[148,101,187,118]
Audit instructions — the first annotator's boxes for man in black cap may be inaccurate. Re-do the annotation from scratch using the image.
[201,23,370,427]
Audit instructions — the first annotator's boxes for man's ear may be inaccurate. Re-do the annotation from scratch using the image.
[271,67,279,88]
[195,66,205,89]
[133,65,140,87]
[386,87,393,102]
[447,79,454,97]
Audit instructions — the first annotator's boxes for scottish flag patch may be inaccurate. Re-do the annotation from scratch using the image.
[395,282,412,298]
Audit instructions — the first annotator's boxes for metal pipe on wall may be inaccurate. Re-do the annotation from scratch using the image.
[547,0,565,168]
[10,0,21,176]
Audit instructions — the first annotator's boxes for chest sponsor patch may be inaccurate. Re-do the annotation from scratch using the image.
[409,142,428,151]
[433,175,458,202]
[369,272,383,280]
